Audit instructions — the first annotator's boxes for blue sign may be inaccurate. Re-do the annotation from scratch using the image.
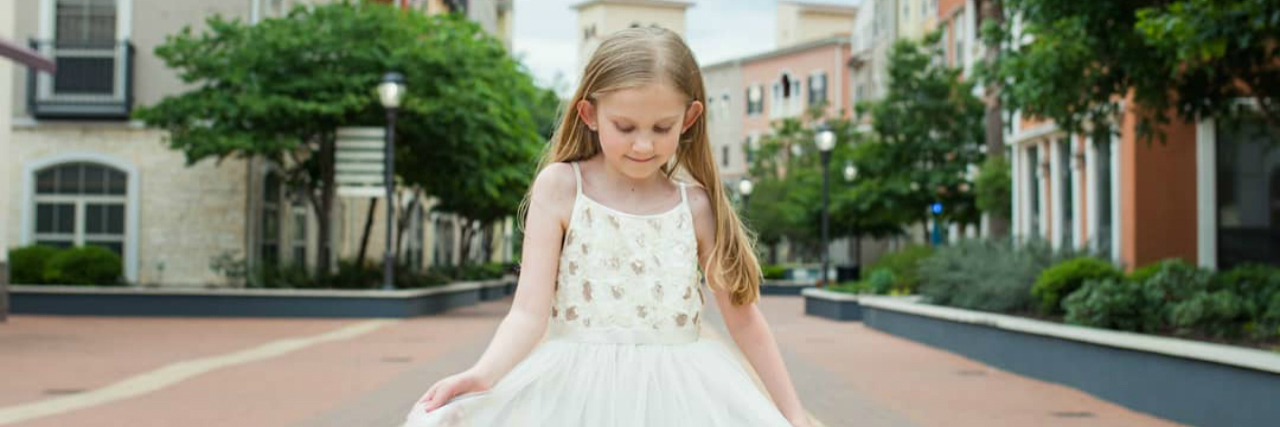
[931,202,943,215]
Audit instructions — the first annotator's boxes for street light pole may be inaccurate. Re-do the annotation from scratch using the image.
[738,178,754,213]
[815,127,836,287]
[378,72,406,291]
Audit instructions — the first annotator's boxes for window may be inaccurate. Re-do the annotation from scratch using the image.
[1059,139,1074,248]
[405,201,424,271]
[1094,138,1113,258]
[433,215,455,267]
[746,85,764,115]
[1028,146,1041,238]
[290,201,307,267]
[808,73,828,106]
[743,137,754,165]
[856,84,866,102]
[56,0,116,44]
[260,171,281,267]
[33,162,127,258]
[722,145,730,167]
[1216,119,1280,268]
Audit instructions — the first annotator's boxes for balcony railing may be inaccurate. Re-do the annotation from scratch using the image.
[27,39,134,120]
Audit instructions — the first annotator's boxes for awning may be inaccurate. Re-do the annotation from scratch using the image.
[0,38,55,73]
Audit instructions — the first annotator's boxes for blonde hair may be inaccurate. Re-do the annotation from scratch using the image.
[517,27,763,306]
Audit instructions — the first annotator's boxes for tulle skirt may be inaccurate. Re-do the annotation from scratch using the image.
[400,333,792,427]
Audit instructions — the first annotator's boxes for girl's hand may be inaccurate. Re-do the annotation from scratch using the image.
[418,370,492,413]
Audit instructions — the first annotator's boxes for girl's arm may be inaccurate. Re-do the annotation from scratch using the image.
[688,187,809,425]
[463,163,574,386]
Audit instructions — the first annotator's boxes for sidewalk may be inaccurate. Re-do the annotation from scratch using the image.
[0,296,1186,426]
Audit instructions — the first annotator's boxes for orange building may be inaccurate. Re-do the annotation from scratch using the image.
[1009,106,1277,271]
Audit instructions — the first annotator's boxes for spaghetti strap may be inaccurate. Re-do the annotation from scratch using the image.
[678,182,687,204]
[570,162,583,197]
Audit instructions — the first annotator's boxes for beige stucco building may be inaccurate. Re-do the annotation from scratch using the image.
[572,0,692,71]
[776,1,857,49]
[3,0,517,287]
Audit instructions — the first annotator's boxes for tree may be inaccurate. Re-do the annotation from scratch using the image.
[859,32,986,236]
[974,0,1010,237]
[135,2,544,274]
[989,0,1280,142]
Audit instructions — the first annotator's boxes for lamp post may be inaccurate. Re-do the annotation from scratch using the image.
[843,161,859,275]
[815,126,836,287]
[378,72,406,291]
[738,178,754,211]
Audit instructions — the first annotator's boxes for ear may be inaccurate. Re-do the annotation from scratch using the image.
[681,100,704,133]
[576,100,598,131]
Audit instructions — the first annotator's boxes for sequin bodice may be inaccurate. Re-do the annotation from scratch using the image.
[547,161,704,345]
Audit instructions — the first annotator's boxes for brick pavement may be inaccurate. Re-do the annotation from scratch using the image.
[0,296,1187,427]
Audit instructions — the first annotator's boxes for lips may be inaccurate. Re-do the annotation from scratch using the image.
[627,156,655,163]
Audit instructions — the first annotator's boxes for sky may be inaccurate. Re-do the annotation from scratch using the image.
[512,0,861,93]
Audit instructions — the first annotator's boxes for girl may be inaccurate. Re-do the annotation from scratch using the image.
[401,27,812,427]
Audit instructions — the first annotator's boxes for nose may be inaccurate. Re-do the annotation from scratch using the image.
[633,137,654,154]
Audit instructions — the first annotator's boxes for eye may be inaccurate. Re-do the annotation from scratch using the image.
[615,123,635,133]
[654,126,672,134]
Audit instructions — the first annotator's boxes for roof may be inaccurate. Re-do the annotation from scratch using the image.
[570,0,694,10]
[781,0,858,16]
[701,35,851,70]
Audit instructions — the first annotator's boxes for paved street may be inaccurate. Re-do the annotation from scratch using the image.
[0,296,1185,427]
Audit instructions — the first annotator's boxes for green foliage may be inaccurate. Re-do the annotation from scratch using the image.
[859,31,986,227]
[974,156,1011,219]
[1212,264,1280,338]
[761,264,788,280]
[136,2,547,270]
[1129,261,1165,284]
[1063,260,1280,340]
[1063,278,1156,332]
[9,245,61,284]
[43,246,124,285]
[919,239,1074,312]
[989,0,1280,142]
[866,244,934,294]
[866,268,897,295]
[1032,257,1125,315]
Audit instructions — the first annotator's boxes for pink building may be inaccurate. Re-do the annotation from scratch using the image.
[739,36,853,149]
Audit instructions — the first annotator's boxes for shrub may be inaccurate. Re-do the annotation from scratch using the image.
[762,264,787,280]
[1216,264,1280,320]
[1063,278,1157,332]
[252,263,316,289]
[866,244,934,293]
[1032,257,1124,315]
[867,268,897,295]
[828,280,871,295]
[9,245,61,284]
[919,238,1074,313]
[1129,262,1164,284]
[43,246,123,285]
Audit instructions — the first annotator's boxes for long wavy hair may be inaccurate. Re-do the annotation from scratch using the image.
[517,27,763,306]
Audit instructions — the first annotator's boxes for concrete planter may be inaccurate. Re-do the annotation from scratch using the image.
[858,296,1280,427]
[801,288,864,321]
[760,279,814,296]
[9,276,516,318]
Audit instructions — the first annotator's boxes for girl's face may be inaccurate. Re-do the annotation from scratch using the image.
[577,83,703,180]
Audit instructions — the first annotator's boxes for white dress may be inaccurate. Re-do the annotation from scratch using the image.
[400,161,793,427]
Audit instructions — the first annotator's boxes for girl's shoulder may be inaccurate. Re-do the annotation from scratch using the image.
[682,182,716,248]
[531,162,580,226]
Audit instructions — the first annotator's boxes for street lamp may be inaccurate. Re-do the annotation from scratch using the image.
[843,162,857,181]
[738,178,754,211]
[815,126,836,287]
[379,72,406,291]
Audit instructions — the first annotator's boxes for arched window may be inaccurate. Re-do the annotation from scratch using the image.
[33,162,128,257]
